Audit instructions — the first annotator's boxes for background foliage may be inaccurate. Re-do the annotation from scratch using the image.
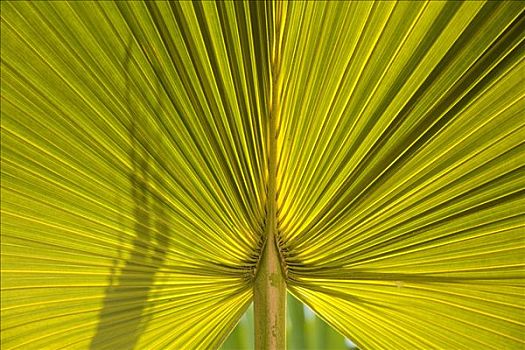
[221,294,354,350]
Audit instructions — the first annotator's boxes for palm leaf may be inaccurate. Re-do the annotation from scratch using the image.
[1,1,524,349]
[2,1,268,348]
[278,2,525,349]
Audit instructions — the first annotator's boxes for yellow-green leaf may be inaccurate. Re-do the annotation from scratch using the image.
[1,1,524,349]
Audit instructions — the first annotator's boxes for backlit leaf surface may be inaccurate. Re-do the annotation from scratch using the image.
[1,1,524,349]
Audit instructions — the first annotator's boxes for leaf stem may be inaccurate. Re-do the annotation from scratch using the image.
[254,2,286,349]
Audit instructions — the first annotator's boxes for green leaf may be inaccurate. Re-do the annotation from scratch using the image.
[1,1,524,349]
[278,1,525,349]
[2,1,268,348]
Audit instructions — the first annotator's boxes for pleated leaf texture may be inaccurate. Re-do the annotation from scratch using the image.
[1,1,524,349]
